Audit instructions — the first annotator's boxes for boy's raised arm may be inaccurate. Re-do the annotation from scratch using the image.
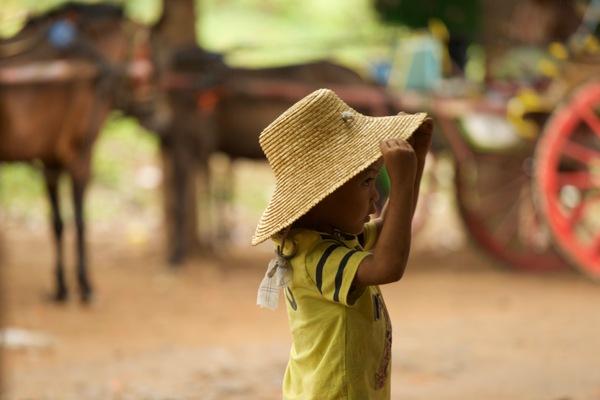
[373,125,432,241]
[355,133,429,287]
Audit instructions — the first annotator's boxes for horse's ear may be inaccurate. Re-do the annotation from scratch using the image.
[66,11,78,23]
[150,7,167,32]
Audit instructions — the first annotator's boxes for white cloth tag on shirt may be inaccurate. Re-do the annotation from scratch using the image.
[256,255,290,310]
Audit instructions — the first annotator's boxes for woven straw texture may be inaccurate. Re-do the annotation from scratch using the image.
[252,88,428,245]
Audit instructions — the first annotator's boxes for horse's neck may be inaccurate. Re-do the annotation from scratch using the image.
[0,22,55,62]
[0,31,89,83]
[0,16,128,66]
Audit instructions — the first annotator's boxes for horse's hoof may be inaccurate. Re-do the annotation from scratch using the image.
[53,288,69,302]
[198,240,216,255]
[80,293,94,305]
[168,251,184,266]
[79,284,94,304]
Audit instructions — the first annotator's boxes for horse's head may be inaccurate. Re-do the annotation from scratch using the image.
[112,25,229,137]
[28,3,129,69]
[49,3,170,133]
[111,21,173,135]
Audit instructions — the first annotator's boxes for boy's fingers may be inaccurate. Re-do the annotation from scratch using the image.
[380,138,415,154]
[380,139,397,151]
[394,139,414,152]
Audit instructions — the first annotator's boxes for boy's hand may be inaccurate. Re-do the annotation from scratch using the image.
[357,139,417,287]
[407,127,432,164]
[379,138,417,185]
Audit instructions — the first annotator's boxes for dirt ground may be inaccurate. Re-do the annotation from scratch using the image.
[2,224,600,400]
[2,159,600,400]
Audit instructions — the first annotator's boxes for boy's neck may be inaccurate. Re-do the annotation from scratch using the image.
[293,215,334,234]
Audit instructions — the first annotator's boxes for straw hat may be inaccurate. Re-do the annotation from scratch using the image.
[252,88,429,245]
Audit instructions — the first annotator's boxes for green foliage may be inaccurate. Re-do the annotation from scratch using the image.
[0,0,161,37]
[86,113,160,222]
[1,0,402,69]
[0,162,46,222]
[93,113,158,190]
[0,113,159,225]
[200,0,403,70]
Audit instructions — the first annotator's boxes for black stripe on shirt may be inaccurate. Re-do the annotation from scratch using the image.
[338,231,355,240]
[320,233,340,242]
[357,232,366,248]
[316,244,340,293]
[333,250,358,302]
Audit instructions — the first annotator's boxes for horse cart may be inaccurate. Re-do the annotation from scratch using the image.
[162,31,599,280]
[395,47,600,279]
[361,0,599,279]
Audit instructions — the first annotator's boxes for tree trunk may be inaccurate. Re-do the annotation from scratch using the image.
[156,0,201,264]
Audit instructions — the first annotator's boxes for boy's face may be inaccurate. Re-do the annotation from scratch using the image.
[308,159,383,235]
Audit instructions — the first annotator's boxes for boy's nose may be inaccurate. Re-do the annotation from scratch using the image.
[369,201,377,216]
[371,185,380,203]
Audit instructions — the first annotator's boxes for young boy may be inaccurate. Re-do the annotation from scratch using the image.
[253,88,432,399]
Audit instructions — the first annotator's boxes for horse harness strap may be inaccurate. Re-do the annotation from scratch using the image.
[0,60,98,85]
[227,77,392,115]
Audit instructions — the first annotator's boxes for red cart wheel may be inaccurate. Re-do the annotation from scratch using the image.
[455,151,567,271]
[534,81,600,279]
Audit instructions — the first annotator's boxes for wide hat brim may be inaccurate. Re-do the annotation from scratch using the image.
[252,88,430,245]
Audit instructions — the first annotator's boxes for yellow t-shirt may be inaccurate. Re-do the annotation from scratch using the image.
[274,222,392,400]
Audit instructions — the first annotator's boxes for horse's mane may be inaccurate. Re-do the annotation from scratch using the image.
[24,2,124,29]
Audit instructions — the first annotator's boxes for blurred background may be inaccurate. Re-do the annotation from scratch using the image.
[0,0,599,399]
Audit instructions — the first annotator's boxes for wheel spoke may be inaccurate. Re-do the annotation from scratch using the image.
[495,223,519,248]
[557,171,595,189]
[477,175,526,200]
[480,186,521,207]
[557,189,600,222]
[562,140,600,165]
[577,104,600,138]
[590,233,600,257]
[566,201,586,227]
[491,198,521,244]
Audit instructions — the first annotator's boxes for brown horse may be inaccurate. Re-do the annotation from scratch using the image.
[0,3,150,302]
[215,61,395,160]
[154,46,397,262]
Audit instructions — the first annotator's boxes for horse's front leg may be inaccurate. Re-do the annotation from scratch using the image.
[215,157,234,243]
[71,174,92,303]
[170,147,188,265]
[43,166,68,302]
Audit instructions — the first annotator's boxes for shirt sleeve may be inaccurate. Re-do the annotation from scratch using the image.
[360,220,379,251]
[305,240,372,306]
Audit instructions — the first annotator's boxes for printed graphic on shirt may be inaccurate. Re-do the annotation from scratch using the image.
[374,295,392,389]
[285,286,297,310]
[373,293,383,321]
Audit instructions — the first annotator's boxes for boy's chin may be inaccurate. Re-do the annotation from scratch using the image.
[338,218,370,235]
[351,222,368,235]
